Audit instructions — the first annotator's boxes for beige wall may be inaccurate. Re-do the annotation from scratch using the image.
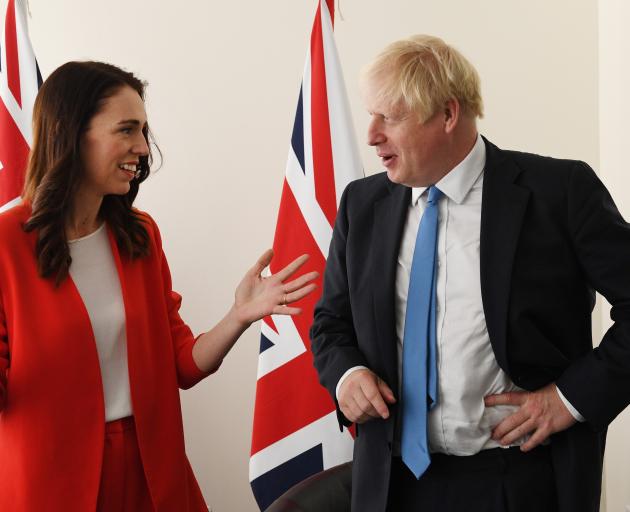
[21,0,628,510]
[599,1,630,511]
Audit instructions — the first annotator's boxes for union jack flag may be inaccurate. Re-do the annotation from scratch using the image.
[0,0,40,211]
[249,1,363,509]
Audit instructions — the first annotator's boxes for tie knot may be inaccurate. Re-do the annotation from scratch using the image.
[427,186,443,205]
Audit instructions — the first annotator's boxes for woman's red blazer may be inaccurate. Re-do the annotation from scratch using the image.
[0,204,210,511]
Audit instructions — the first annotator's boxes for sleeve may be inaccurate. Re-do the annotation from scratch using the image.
[555,385,585,422]
[555,161,630,430]
[0,298,7,411]
[335,366,369,400]
[150,215,215,390]
[310,183,370,428]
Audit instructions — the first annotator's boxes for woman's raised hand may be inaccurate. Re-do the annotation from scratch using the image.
[233,249,318,326]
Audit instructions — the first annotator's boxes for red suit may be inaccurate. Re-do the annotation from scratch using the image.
[0,203,210,511]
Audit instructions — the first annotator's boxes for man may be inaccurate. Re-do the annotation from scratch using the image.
[311,35,630,512]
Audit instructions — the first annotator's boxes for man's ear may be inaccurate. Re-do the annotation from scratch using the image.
[443,98,460,133]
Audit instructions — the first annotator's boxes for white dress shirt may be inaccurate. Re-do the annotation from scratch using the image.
[337,134,582,456]
[69,224,133,422]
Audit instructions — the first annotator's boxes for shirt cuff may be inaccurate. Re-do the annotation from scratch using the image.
[556,385,585,422]
[335,366,368,401]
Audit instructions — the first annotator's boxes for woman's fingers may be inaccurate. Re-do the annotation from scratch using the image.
[273,254,310,281]
[251,248,274,277]
[272,305,302,316]
[282,271,319,293]
[248,251,318,314]
[284,283,317,305]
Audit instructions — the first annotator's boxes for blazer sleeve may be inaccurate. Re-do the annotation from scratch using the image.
[149,215,215,390]
[0,296,7,411]
[556,161,630,430]
[311,183,369,427]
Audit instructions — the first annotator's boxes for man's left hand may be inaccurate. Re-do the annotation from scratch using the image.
[484,382,576,451]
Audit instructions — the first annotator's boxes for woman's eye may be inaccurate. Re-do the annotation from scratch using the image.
[120,127,132,134]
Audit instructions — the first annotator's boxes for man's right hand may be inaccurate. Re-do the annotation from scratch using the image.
[338,369,396,423]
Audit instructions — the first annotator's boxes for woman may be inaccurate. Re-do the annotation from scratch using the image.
[0,61,317,511]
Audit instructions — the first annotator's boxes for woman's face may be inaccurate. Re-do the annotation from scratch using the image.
[79,85,149,200]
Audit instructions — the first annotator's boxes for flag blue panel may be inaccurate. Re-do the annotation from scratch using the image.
[259,333,274,354]
[291,86,306,174]
[251,444,324,510]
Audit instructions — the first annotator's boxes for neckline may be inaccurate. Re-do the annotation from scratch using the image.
[68,222,106,244]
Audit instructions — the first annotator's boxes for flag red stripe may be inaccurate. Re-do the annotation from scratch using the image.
[269,182,326,350]
[251,180,334,454]
[5,0,22,108]
[325,0,335,26]
[263,316,279,335]
[310,4,337,228]
[0,98,29,204]
[251,352,335,455]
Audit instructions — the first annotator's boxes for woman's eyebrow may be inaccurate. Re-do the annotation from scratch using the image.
[117,119,143,125]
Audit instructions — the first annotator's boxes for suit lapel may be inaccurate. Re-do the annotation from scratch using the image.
[371,182,410,388]
[480,138,530,374]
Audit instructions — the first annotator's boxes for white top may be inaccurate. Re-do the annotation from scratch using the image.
[337,135,582,456]
[69,224,132,422]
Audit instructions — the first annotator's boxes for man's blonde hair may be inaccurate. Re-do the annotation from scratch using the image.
[362,34,484,122]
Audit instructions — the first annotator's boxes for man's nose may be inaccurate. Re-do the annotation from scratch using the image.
[367,118,385,146]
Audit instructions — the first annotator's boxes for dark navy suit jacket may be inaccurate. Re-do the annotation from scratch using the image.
[311,138,630,512]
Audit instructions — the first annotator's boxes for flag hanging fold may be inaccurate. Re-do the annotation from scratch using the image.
[249,1,363,509]
[0,0,41,212]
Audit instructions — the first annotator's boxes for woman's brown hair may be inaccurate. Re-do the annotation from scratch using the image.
[22,61,155,285]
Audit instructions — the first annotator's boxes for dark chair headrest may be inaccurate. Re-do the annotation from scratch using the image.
[265,461,352,512]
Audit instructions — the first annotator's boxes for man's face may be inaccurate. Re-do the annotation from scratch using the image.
[364,86,450,187]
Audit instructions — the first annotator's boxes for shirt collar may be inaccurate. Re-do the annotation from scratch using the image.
[411,134,486,206]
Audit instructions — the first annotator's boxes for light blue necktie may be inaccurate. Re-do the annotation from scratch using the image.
[401,185,442,479]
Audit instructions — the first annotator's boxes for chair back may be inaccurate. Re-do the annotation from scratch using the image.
[265,461,352,512]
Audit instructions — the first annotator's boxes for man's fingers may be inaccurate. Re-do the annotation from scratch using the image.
[338,370,393,423]
[520,427,549,452]
[491,408,529,441]
[353,392,384,420]
[498,418,537,446]
[359,380,390,419]
[486,383,576,450]
[377,378,397,404]
[341,395,377,424]
[484,391,528,407]
[344,397,364,423]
